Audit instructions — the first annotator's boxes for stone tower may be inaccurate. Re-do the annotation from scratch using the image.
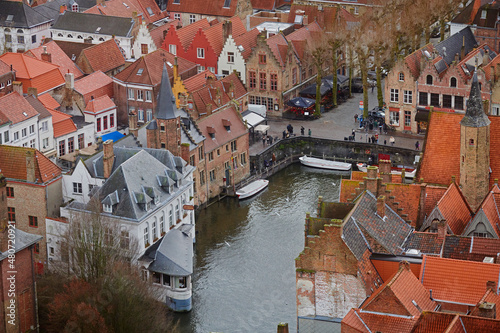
[146,63,181,155]
[460,71,491,211]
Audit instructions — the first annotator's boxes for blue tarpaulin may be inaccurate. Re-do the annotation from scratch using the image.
[100,131,125,143]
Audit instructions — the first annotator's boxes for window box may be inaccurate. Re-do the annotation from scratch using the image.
[161,231,166,236]
[176,219,181,224]
[183,213,188,218]
[145,242,150,248]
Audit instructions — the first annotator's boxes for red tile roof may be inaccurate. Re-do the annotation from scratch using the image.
[25,41,84,79]
[202,16,247,56]
[0,52,65,94]
[404,44,434,80]
[339,179,361,202]
[371,258,422,282]
[0,92,39,124]
[434,182,472,234]
[197,105,247,153]
[37,93,60,110]
[176,19,211,51]
[47,108,77,138]
[0,145,61,184]
[420,256,500,305]
[411,312,457,333]
[342,308,418,333]
[476,186,500,237]
[424,185,448,218]
[166,0,239,18]
[114,49,197,86]
[250,0,276,10]
[74,70,114,97]
[233,28,260,60]
[0,59,12,76]
[150,20,180,48]
[484,53,500,81]
[78,39,126,74]
[183,70,216,92]
[385,183,422,227]
[84,95,116,114]
[288,4,359,31]
[84,0,168,25]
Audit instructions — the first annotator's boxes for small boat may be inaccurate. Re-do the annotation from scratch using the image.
[356,163,416,178]
[299,156,352,171]
[236,179,269,200]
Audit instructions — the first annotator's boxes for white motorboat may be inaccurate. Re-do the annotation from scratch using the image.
[299,156,352,171]
[236,179,269,200]
[356,163,416,178]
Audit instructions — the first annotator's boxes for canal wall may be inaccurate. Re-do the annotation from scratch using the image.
[250,136,420,177]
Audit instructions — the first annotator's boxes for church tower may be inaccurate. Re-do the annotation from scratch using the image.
[460,71,490,211]
[146,63,181,155]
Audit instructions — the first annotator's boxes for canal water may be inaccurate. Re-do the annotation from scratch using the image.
[175,163,345,332]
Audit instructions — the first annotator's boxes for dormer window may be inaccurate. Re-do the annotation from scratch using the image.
[222,119,231,131]
[103,204,112,213]
[207,126,216,139]
[145,202,150,211]
[223,0,231,8]
[154,196,159,205]
[170,185,174,193]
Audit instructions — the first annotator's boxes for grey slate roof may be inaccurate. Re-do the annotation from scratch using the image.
[51,11,134,37]
[460,70,491,128]
[0,1,52,28]
[0,229,42,260]
[342,191,413,260]
[155,64,178,120]
[34,0,97,21]
[143,228,193,276]
[25,95,52,120]
[435,27,477,67]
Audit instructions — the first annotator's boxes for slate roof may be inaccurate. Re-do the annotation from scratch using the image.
[419,255,500,305]
[91,149,192,221]
[51,11,135,37]
[0,92,39,124]
[143,228,193,276]
[78,39,126,74]
[155,64,178,120]
[26,41,84,79]
[74,70,113,96]
[342,191,413,260]
[434,26,477,67]
[84,95,115,114]
[0,228,42,260]
[0,1,53,28]
[25,95,52,120]
[0,145,61,184]
[461,71,491,127]
[403,232,443,256]
[166,0,239,18]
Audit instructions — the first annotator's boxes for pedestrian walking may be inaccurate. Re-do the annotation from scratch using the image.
[301,126,305,135]
[308,128,311,136]
[375,133,379,143]
[379,124,382,133]
[415,141,420,150]
[282,130,286,139]
[371,82,375,93]
[268,136,273,145]
[354,113,358,123]
[390,136,395,146]
[384,139,387,145]
[262,135,266,147]
[352,129,356,140]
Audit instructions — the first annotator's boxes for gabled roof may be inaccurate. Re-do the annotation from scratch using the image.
[84,0,168,25]
[150,20,180,48]
[288,4,359,32]
[201,17,246,56]
[362,262,435,317]
[113,49,197,86]
[175,19,211,51]
[420,255,500,305]
[51,11,135,37]
[0,145,61,184]
[434,26,477,67]
[404,44,434,80]
[233,28,260,60]
[0,1,53,28]
[452,0,498,27]
[0,92,39,124]
[166,0,240,18]
[0,60,12,77]
[78,39,126,74]
[198,105,247,153]
[462,184,500,238]
[183,70,216,92]
[25,40,84,79]
[84,95,116,114]
[53,40,93,62]
[74,70,113,96]
[342,308,417,333]
[25,95,52,120]
[0,228,42,260]
[37,91,60,110]
[47,108,77,137]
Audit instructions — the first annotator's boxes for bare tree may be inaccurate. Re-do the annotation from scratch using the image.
[311,44,329,117]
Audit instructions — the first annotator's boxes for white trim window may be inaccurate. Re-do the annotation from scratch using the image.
[128,88,135,100]
[169,44,176,55]
[197,48,205,59]
[145,90,152,102]
[403,90,412,104]
[197,66,205,74]
[228,52,234,63]
[390,110,400,126]
[390,88,399,102]
[137,90,144,101]
[189,14,195,24]
[174,13,180,20]
[146,109,153,122]
[144,226,149,245]
[138,109,144,122]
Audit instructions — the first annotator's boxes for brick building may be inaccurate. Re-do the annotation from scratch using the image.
[0,174,42,333]
[0,145,62,274]
[0,60,15,98]
[76,39,126,76]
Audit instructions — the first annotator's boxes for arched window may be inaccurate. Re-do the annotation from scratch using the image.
[57,33,63,37]
[87,36,93,40]
[426,75,433,85]
[77,35,83,39]
[17,29,23,34]
[4,28,11,43]
[469,138,475,146]
[399,72,404,81]
[99,37,105,41]
[67,34,73,38]
[450,77,457,87]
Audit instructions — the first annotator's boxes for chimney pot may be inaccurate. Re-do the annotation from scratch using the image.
[377,195,386,217]
[26,150,36,183]
[478,302,496,319]
[103,140,115,179]
[437,220,447,239]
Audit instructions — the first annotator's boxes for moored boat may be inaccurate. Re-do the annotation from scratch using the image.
[299,156,352,171]
[236,179,269,200]
[356,163,416,178]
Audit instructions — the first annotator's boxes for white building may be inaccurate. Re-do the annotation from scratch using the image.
[50,11,136,59]
[131,21,157,59]
[83,95,118,139]
[26,95,56,156]
[0,92,40,149]
[48,108,94,158]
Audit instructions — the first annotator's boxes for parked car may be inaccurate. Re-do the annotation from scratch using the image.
[368,107,385,122]
[352,78,363,93]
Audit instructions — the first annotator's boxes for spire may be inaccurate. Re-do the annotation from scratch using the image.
[155,63,177,120]
[460,70,490,127]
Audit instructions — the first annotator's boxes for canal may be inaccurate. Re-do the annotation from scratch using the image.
[175,163,345,332]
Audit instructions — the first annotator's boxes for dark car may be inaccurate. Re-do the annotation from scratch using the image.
[351,78,363,93]
[368,107,385,122]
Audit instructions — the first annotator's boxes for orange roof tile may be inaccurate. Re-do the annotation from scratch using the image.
[37,93,60,110]
[339,179,361,203]
[78,39,125,74]
[471,289,500,319]
[183,70,216,92]
[0,145,61,184]
[202,16,246,56]
[0,59,12,76]
[404,44,434,80]
[424,185,447,218]
[371,258,421,282]
[84,0,168,25]
[233,28,260,60]
[84,95,116,114]
[420,256,500,305]
[47,108,77,138]
[25,41,84,79]
[475,187,500,237]
[150,20,180,48]
[0,92,39,124]
[166,0,239,18]
[74,71,113,96]
[342,308,417,333]
[176,19,211,51]
[411,312,457,333]
[385,183,422,226]
[434,182,472,234]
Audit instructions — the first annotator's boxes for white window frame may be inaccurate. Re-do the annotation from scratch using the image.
[174,13,180,20]
[128,88,134,100]
[197,66,205,74]
[189,14,195,24]
[390,110,400,126]
[103,204,112,213]
[73,182,82,194]
[138,109,144,122]
[197,48,205,59]
[390,88,399,102]
[399,72,404,81]
[228,52,234,63]
[146,109,153,122]
[169,44,176,55]
[137,90,144,101]
[403,90,412,104]
[144,226,149,245]
[145,90,152,102]
[29,124,35,134]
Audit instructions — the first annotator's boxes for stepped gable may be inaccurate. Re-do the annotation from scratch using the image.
[150,20,180,48]
[176,19,211,51]
[404,44,434,79]
[233,28,260,60]
[202,16,246,56]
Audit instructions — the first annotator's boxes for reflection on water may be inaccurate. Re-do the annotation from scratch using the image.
[174,164,346,332]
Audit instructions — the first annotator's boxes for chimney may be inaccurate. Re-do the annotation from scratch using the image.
[483,49,489,67]
[59,5,67,13]
[379,159,392,183]
[41,46,52,63]
[173,56,179,80]
[128,111,138,138]
[26,150,36,183]
[180,143,190,163]
[27,87,37,98]
[65,72,74,89]
[97,0,105,6]
[491,66,497,83]
[487,280,497,292]
[223,20,232,44]
[460,36,465,60]
[205,103,213,115]
[437,219,447,239]
[455,53,459,63]
[103,140,115,179]
[478,302,496,319]
[0,174,8,253]
[365,166,382,196]
[377,195,386,217]
[12,81,23,95]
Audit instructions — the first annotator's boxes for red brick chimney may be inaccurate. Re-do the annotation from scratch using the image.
[487,280,496,292]
[377,195,385,218]
[12,81,23,95]
[478,302,496,319]
[59,5,67,13]
[0,174,8,253]
[180,143,190,163]
[365,166,382,196]
[379,159,392,184]
[223,20,232,44]
[128,111,138,138]
[26,150,36,183]
[103,140,115,179]
[437,220,447,239]
[41,46,52,63]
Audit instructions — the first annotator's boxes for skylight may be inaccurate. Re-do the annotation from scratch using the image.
[173,0,180,4]
[137,68,144,75]
[6,15,13,21]
[294,15,303,24]
[237,45,244,52]
[166,61,173,68]
[95,27,101,33]
[123,2,129,8]
[146,7,154,16]
[223,0,231,8]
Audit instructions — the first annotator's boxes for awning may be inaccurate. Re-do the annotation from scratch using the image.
[248,104,267,117]
[242,111,265,129]
[255,124,270,133]
[415,108,430,122]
